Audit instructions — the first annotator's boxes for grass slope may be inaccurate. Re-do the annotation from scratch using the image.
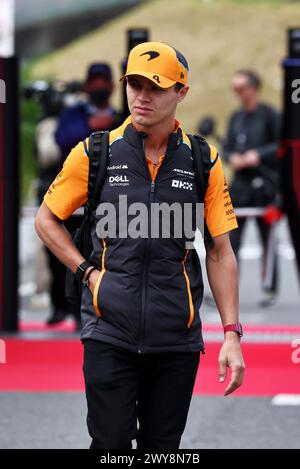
[30,0,298,135]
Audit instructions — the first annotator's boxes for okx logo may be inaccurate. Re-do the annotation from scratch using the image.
[172,179,193,191]
[0,79,6,104]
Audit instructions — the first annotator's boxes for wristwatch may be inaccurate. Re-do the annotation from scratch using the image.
[223,322,243,338]
[82,266,98,287]
[75,261,94,284]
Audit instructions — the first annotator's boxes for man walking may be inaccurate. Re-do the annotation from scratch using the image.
[35,42,245,449]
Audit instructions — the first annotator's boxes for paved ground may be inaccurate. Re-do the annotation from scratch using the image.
[0,215,299,449]
[0,393,299,449]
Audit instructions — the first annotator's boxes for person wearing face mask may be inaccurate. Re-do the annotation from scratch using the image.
[43,64,121,327]
[55,63,122,159]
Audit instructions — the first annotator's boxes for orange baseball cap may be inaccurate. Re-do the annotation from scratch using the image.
[120,41,189,89]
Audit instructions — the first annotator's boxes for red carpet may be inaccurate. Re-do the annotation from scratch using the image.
[0,338,299,396]
[194,342,300,396]
[0,339,84,391]
[19,320,77,333]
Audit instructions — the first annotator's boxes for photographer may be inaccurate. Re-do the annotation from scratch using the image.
[55,63,122,158]
[33,84,80,326]
[49,63,121,326]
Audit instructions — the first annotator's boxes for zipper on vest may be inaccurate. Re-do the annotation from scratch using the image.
[139,179,155,353]
[138,139,156,353]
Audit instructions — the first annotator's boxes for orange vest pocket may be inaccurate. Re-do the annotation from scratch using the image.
[182,249,194,329]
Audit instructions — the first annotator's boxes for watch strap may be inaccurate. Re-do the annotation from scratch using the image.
[75,261,93,283]
[82,266,98,287]
[224,323,243,337]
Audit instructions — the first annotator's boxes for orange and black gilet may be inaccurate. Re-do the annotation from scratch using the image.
[80,120,205,354]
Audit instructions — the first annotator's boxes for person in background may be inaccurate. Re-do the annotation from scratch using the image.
[45,63,122,326]
[55,62,122,157]
[222,70,281,307]
[35,91,75,326]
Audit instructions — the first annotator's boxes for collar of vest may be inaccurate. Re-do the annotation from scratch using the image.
[122,116,184,151]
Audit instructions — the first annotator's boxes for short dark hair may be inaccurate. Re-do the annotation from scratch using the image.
[235,69,262,90]
[174,82,185,92]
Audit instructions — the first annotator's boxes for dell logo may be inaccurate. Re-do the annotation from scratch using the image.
[109,175,129,183]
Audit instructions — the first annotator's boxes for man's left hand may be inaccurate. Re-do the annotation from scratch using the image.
[243,150,260,168]
[218,333,245,396]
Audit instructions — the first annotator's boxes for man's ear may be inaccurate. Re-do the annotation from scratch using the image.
[177,85,189,103]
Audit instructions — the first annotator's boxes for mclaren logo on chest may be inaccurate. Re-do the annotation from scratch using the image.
[172,179,193,191]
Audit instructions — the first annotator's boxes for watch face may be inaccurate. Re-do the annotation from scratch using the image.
[238,323,243,337]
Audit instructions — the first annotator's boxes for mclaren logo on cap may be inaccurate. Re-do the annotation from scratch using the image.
[140,51,160,61]
[152,75,160,83]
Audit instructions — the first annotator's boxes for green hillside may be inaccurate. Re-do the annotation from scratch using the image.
[30,0,298,134]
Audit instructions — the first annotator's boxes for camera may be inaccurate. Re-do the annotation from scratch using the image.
[23,80,83,117]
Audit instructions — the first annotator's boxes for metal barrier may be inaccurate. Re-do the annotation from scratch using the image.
[22,205,281,291]
[234,207,280,291]
[21,206,84,217]
[20,206,270,219]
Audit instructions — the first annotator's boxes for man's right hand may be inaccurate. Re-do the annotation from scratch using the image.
[86,268,101,296]
[229,153,245,171]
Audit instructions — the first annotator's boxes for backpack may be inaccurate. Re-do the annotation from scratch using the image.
[65,130,217,305]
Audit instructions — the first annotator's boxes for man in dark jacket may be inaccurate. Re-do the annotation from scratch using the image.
[35,42,245,449]
[223,70,281,307]
[55,62,122,158]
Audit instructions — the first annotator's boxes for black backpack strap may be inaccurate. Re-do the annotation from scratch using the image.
[85,130,110,213]
[188,134,219,250]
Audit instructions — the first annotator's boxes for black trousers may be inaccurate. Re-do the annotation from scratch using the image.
[83,339,200,449]
[230,216,278,293]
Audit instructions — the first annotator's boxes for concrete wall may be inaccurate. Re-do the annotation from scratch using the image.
[15,0,144,59]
